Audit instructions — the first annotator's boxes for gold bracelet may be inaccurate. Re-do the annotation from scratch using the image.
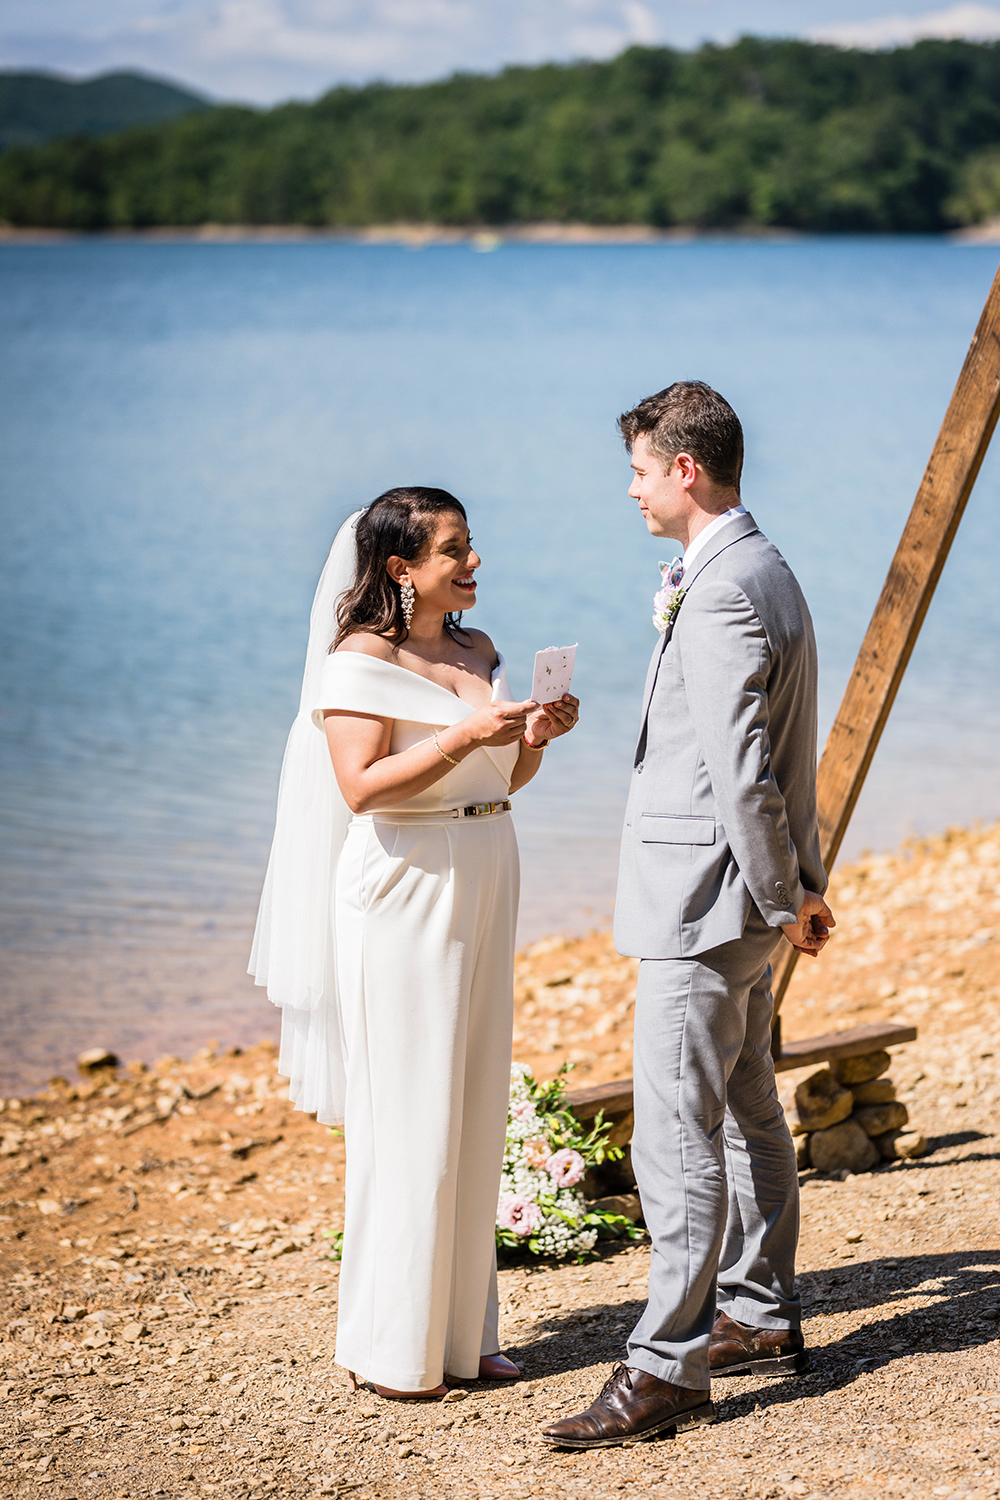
[433,731,459,766]
[521,734,548,751]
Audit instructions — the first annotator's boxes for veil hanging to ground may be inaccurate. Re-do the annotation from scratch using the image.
[249,509,363,1126]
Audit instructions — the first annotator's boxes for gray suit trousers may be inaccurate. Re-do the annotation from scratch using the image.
[626,911,801,1391]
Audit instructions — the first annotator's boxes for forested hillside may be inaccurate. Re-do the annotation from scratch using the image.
[4,39,1000,232]
[0,70,208,152]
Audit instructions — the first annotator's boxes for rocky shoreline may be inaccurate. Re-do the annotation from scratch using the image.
[2,821,999,1499]
[0,222,805,246]
[3,221,992,245]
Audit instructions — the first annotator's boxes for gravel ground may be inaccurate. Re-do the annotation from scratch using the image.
[3,824,1000,1500]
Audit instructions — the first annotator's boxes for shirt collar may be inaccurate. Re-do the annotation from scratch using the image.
[682,504,747,574]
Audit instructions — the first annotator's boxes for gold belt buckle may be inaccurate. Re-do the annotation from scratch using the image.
[461,800,508,817]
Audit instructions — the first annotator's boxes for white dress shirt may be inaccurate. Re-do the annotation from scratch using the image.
[682,503,747,574]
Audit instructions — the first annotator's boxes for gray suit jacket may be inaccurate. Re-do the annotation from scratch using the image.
[615,512,826,960]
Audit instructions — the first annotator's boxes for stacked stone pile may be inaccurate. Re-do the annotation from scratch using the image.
[790,1048,928,1174]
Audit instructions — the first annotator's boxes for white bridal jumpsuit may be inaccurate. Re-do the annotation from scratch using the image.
[283,651,519,1392]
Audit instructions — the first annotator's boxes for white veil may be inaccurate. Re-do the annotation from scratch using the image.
[248,509,363,1126]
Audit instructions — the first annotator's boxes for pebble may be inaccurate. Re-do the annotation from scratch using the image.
[77,1047,119,1074]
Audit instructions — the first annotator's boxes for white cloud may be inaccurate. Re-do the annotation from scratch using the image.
[9,0,1000,106]
[810,2,1000,48]
[0,0,667,103]
[622,2,661,46]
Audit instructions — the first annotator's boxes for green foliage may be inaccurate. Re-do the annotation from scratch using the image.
[4,39,1000,230]
[946,146,1000,223]
[0,69,207,151]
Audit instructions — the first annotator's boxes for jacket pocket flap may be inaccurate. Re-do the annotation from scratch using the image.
[639,814,716,845]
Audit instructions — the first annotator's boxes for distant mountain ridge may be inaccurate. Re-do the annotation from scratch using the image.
[5,40,1000,232]
[0,69,209,150]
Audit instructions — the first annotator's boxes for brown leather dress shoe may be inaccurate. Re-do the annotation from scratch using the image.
[540,1363,714,1449]
[709,1310,809,1377]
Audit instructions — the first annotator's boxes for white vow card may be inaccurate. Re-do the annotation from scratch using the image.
[531,644,577,705]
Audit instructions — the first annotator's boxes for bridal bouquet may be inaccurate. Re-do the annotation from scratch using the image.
[496,1062,642,1262]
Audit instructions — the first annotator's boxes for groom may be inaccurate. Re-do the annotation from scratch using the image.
[543,381,834,1449]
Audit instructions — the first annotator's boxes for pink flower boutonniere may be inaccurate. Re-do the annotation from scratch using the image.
[652,558,686,634]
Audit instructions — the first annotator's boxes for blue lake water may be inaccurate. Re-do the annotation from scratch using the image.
[2,235,999,1092]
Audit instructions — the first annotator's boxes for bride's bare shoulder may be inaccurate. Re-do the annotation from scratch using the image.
[462,627,499,671]
[333,632,395,661]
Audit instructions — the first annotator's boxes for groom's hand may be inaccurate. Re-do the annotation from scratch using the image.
[781,890,836,958]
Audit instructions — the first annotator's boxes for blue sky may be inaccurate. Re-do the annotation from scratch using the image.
[4,0,1000,105]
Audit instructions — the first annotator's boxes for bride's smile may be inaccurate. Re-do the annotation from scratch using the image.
[399,514,481,620]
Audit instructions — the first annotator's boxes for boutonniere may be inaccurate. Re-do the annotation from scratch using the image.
[652,558,686,634]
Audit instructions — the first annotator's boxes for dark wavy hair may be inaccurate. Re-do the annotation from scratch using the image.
[331,487,472,651]
[618,380,744,495]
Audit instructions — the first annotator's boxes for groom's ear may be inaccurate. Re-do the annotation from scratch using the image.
[673,452,699,489]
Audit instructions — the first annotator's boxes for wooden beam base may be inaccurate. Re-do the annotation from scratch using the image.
[565,1021,917,1122]
[564,1077,635,1123]
[772,1020,916,1073]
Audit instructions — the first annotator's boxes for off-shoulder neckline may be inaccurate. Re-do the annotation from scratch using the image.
[328,648,503,712]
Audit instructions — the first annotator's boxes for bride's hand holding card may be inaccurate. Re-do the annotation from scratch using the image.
[525,644,579,746]
[531,644,577,705]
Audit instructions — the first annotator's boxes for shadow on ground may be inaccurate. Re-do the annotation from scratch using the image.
[504,1246,1000,1420]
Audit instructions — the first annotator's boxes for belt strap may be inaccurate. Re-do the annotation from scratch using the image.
[458,800,512,818]
[367,800,511,823]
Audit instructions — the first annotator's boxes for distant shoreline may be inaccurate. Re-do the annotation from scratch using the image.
[0,220,801,246]
[4,219,1000,246]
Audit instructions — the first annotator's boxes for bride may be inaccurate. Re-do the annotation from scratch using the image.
[251,487,578,1398]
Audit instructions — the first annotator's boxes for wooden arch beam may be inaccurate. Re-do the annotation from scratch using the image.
[567,263,1000,1128]
[770,258,1000,1025]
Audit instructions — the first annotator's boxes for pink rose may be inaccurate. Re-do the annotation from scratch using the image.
[546,1148,585,1188]
[523,1137,552,1169]
[510,1099,537,1121]
[497,1194,543,1237]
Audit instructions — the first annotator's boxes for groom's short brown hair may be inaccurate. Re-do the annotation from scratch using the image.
[618,381,744,495]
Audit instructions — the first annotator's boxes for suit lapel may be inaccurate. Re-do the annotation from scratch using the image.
[632,513,760,767]
[639,615,674,726]
[634,619,675,766]
[681,511,759,591]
